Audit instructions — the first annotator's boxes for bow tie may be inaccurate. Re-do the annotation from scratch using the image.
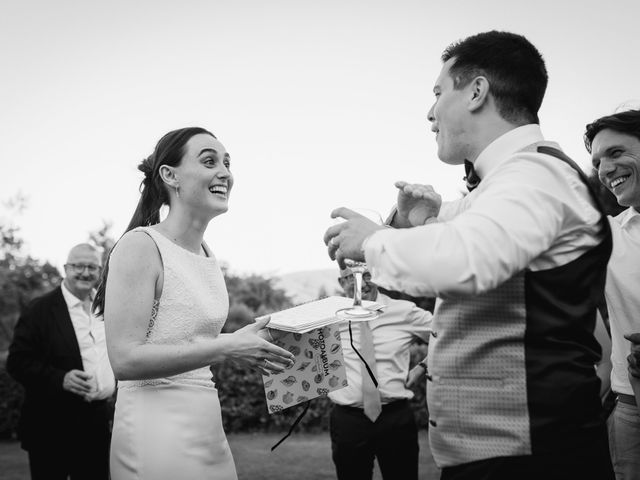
[464,160,481,192]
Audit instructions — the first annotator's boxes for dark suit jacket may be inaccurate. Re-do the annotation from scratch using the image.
[7,286,112,451]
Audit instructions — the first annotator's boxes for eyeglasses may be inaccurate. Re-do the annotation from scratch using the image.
[65,263,102,274]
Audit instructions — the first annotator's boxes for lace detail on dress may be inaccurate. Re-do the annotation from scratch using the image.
[118,227,229,390]
[146,299,160,338]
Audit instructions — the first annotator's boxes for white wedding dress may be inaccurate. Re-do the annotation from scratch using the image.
[110,226,237,480]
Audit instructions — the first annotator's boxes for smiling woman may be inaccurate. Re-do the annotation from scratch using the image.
[91,127,294,480]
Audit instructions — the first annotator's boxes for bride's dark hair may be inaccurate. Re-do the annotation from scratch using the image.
[93,127,216,316]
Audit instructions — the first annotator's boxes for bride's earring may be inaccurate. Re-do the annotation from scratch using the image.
[175,183,181,199]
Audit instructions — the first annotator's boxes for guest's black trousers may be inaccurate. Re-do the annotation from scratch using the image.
[330,399,419,480]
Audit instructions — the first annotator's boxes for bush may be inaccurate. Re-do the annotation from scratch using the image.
[212,341,430,435]
[0,366,24,440]
[212,360,332,434]
[222,303,256,334]
[0,348,429,441]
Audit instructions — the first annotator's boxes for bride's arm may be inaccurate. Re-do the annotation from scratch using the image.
[104,231,294,381]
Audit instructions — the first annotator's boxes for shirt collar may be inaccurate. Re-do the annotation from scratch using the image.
[618,207,640,228]
[60,281,93,308]
[473,124,545,179]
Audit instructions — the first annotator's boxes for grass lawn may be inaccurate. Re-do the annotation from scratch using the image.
[1,431,439,480]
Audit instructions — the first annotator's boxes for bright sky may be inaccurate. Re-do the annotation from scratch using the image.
[1,0,639,276]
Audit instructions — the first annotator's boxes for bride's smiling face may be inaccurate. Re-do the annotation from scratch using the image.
[171,134,234,218]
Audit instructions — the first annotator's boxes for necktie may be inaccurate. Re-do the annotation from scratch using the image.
[464,160,481,192]
[360,322,382,422]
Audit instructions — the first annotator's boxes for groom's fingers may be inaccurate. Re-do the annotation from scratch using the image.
[330,207,358,221]
[334,250,347,270]
[324,224,343,246]
[415,185,438,199]
[324,228,342,263]
[326,235,345,266]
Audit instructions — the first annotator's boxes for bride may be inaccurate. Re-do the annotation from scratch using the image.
[93,127,294,479]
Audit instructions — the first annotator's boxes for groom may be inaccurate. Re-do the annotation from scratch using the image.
[325,31,614,479]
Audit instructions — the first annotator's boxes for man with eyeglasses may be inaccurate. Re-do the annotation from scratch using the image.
[7,243,115,480]
[327,265,433,480]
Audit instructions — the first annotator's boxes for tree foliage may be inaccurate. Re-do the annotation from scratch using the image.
[88,220,116,266]
[222,268,293,333]
[0,196,62,353]
[0,196,64,438]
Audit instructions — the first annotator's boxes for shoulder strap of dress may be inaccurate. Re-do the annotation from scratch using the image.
[131,226,168,252]
[127,226,166,268]
[128,226,164,315]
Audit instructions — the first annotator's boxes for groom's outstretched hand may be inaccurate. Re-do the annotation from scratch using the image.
[324,208,384,269]
[395,181,442,227]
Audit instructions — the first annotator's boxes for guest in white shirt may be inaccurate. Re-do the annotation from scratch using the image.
[8,243,115,480]
[60,271,115,402]
[328,266,432,480]
[325,30,614,479]
[585,108,640,480]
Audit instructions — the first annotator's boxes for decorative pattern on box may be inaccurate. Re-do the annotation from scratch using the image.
[262,325,347,413]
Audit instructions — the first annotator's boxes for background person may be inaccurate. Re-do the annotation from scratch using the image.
[585,109,640,479]
[7,243,115,480]
[328,266,432,480]
[94,127,294,480]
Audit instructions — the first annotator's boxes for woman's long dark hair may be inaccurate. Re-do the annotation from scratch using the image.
[93,127,216,316]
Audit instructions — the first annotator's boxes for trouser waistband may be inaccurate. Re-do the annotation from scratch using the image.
[335,398,409,414]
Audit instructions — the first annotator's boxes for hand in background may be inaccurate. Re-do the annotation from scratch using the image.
[405,362,427,388]
[624,333,640,414]
[625,333,640,378]
[227,316,295,375]
[395,181,442,227]
[63,369,94,397]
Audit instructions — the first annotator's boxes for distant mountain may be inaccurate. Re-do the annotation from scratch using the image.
[274,268,342,304]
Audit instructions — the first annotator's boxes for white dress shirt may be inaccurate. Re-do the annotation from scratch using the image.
[61,282,115,400]
[605,208,640,396]
[364,125,603,298]
[328,293,432,407]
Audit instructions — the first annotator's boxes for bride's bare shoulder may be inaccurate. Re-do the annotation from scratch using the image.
[110,229,161,269]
